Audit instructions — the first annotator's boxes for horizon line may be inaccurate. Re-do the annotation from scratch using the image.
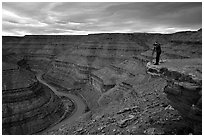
[2,28,202,37]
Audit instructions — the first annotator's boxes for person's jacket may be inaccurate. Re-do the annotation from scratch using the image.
[153,43,161,54]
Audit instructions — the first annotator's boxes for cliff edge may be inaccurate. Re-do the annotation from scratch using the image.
[146,59,202,134]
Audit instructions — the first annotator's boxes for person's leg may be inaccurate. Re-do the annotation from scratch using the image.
[155,53,161,65]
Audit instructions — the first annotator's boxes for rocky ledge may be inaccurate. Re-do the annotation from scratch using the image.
[146,59,202,134]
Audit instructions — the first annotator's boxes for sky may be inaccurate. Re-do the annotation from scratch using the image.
[2,2,202,36]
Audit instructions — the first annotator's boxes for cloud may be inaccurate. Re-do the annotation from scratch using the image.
[2,2,202,36]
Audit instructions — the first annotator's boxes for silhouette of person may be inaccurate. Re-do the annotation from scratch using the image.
[152,41,161,65]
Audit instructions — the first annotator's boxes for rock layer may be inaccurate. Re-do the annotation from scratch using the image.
[2,62,66,135]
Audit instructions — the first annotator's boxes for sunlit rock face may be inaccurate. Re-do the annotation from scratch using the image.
[147,59,202,134]
[2,62,66,135]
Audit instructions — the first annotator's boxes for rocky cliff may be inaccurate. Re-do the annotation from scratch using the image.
[146,59,202,134]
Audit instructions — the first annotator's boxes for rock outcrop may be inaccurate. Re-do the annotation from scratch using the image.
[2,62,66,135]
[146,59,202,134]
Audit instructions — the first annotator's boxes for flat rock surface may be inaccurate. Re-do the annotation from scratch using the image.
[147,58,202,80]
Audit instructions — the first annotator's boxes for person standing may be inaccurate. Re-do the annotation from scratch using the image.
[152,41,161,65]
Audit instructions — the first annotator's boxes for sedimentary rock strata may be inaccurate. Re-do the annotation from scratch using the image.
[2,62,66,135]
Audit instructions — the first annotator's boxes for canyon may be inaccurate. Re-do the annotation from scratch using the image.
[2,62,67,134]
[2,29,202,134]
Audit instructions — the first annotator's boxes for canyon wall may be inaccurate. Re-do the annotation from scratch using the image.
[2,62,66,135]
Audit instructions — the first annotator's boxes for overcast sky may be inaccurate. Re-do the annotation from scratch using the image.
[2,2,202,36]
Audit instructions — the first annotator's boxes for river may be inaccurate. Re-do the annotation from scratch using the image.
[36,73,86,134]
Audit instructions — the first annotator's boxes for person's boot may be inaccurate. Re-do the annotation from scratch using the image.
[154,61,159,65]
